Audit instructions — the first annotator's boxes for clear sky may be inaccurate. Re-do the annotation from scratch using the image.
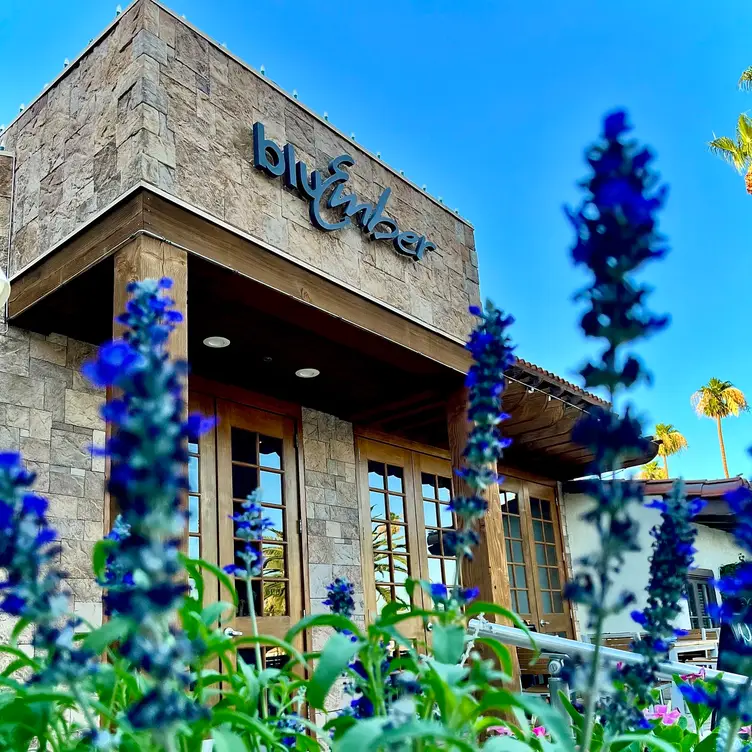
[2,0,751,481]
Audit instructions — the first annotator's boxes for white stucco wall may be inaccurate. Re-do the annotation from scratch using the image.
[562,492,745,636]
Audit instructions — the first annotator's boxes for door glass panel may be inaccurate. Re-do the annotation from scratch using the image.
[259,435,282,469]
[421,471,458,586]
[500,490,532,615]
[368,459,412,606]
[229,427,289,617]
[187,433,202,559]
[260,471,283,505]
[530,496,564,616]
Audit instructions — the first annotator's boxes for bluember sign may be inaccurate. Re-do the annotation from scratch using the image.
[252,122,435,261]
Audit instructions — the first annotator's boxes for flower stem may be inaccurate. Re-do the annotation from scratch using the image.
[246,574,268,718]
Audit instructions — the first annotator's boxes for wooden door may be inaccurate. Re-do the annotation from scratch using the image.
[525,482,569,636]
[216,399,303,651]
[356,438,426,639]
[413,453,458,590]
[499,478,572,637]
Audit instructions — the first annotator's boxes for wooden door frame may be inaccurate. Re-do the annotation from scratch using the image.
[502,471,576,638]
[187,376,312,642]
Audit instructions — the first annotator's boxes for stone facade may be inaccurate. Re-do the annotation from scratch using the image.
[2,0,480,340]
[0,325,106,634]
[301,407,364,715]
[301,407,365,628]
[1,3,144,274]
[0,154,11,280]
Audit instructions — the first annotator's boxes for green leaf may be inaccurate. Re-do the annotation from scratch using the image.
[428,659,469,686]
[433,623,466,664]
[333,718,388,751]
[82,616,130,654]
[484,738,538,751]
[693,731,719,752]
[474,636,513,677]
[612,733,682,752]
[212,727,249,752]
[285,612,363,643]
[92,538,116,580]
[307,632,362,709]
[374,719,478,751]
[509,693,575,749]
[201,601,234,627]
[180,554,239,608]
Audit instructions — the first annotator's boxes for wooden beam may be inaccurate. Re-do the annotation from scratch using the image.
[112,235,189,542]
[8,192,144,318]
[447,387,521,692]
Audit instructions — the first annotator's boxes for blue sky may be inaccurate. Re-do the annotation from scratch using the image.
[1,0,751,480]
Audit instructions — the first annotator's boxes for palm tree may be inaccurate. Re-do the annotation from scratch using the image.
[691,378,749,478]
[708,114,752,195]
[654,423,688,478]
[639,460,667,480]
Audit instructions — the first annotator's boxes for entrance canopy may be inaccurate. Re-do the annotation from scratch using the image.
[8,187,656,480]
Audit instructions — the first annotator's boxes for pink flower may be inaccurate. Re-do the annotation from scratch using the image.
[532,727,547,737]
[644,705,682,725]
[739,726,752,736]
[680,668,706,683]
[488,726,513,736]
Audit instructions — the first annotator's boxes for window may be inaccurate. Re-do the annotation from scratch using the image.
[368,460,412,610]
[421,472,457,588]
[688,570,718,629]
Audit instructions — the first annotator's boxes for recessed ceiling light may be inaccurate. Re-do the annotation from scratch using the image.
[203,336,230,349]
[295,367,320,379]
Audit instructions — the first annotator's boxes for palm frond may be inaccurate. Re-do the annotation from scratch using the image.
[739,67,752,90]
[639,460,667,480]
[709,136,748,172]
[739,114,752,147]
[655,422,688,455]
[723,386,748,415]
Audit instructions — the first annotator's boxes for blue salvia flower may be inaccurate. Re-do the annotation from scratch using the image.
[223,492,271,579]
[443,303,514,560]
[562,111,669,742]
[83,278,212,735]
[0,452,97,688]
[681,461,752,730]
[323,576,355,618]
[276,712,306,747]
[608,482,703,729]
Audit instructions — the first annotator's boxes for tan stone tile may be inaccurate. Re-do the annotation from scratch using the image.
[20,437,51,464]
[50,428,91,469]
[0,372,44,408]
[60,540,96,578]
[29,338,67,365]
[6,405,30,430]
[0,335,29,376]
[91,430,106,472]
[29,409,52,440]
[64,390,104,430]
[77,498,103,522]
[49,469,85,497]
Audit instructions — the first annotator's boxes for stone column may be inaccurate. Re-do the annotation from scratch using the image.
[447,387,521,690]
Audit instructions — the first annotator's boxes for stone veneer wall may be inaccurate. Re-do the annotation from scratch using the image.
[301,408,365,713]
[3,0,480,340]
[0,325,106,648]
[1,2,144,274]
[0,154,11,278]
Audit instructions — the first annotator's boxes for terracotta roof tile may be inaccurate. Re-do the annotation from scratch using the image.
[513,357,610,407]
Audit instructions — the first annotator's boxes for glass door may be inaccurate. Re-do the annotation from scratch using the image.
[356,438,426,639]
[216,399,303,654]
[499,478,572,637]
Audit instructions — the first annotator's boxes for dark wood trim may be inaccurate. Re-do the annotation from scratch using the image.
[9,192,145,318]
[141,191,471,374]
[447,388,521,692]
[295,416,312,634]
[353,425,451,460]
[189,375,302,420]
[498,465,557,487]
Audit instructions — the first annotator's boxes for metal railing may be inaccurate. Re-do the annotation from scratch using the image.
[467,617,746,716]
